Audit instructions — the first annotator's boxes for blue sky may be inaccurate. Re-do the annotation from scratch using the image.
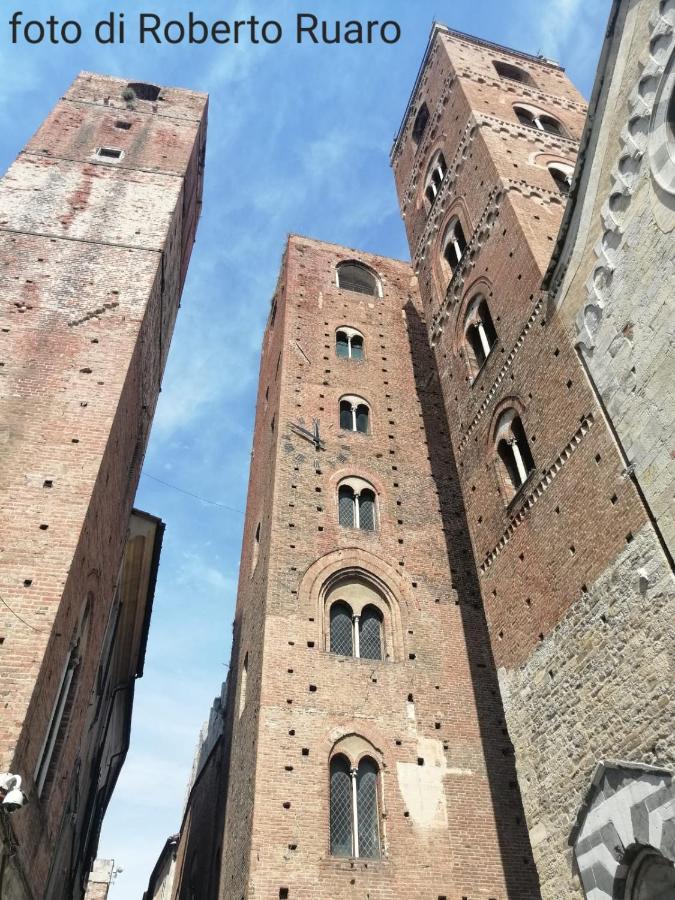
[0,0,610,895]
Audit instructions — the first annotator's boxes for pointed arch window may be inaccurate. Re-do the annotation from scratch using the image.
[465,295,498,373]
[442,218,467,277]
[424,151,447,209]
[493,61,535,87]
[330,754,381,859]
[338,479,377,531]
[336,262,381,297]
[495,409,535,496]
[339,396,370,434]
[336,327,364,360]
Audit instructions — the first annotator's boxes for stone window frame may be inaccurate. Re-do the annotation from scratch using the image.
[328,734,385,860]
[462,293,498,378]
[324,581,392,662]
[337,475,379,532]
[423,148,448,213]
[489,402,536,503]
[335,326,365,361]
[339,394,372,436]
[513,102,568,137]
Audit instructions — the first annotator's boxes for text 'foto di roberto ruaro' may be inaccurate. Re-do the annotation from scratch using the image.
[7,11,403,45]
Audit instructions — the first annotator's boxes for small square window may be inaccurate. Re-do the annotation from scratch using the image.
[96,147,123,160]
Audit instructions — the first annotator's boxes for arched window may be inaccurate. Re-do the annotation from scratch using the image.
[515,106,565,136]
[548,164,573,194]
[339,396,370,434]
[465,295,498,373]
[329,601,383,661]
[336,327,364,360]
[626,849,675,899]
[442,218,467,277]
[424,151,447,208]
[493,61,535,87]
[358,606,383,660]
[495,409,535,495]
[330,602,354,656]
[330,754,381,859]
[338,479,377,531]
[412,102,429,144]
[336,262,380,297]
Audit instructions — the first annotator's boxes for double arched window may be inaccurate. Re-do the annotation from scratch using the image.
[338,478,377,531]
[330,752,381,858]
[336,327,364,360]
[493,60,536,88]
[464,295,497,373]
[494,409,535,496]
[339,395,370,434]
[442,218,467,277]
[336,262,381,297]
[330,602,383,660]
[515,106,566,137]
[424,151,447,208]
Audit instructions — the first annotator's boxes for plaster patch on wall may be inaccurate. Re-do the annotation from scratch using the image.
[396,737,449,828]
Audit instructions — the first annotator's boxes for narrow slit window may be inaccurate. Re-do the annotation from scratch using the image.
[96,147,123,160]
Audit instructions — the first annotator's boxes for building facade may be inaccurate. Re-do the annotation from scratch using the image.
[390,21,674,900]
[0,73,207,899]
[206,235,540,899]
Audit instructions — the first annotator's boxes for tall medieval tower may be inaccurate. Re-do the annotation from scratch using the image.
[214,235,540,899]
[0,73,207,899]
[391,25,673,898]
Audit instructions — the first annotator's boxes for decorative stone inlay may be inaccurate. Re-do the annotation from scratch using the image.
[428,186,504,340]
[576,0,675,352]
[480,414,594,572]
[570,761,675,899]
[457,295,547,452]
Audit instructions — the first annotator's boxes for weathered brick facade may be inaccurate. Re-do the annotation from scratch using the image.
[391,24,674,898]
[206,235,540,900]
[0,73,207,899]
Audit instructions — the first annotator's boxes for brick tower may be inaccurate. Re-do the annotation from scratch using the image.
[391,25,674,897]
[0,73,207,899]
[211,235,540,900]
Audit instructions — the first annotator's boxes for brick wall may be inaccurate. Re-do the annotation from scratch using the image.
[0,73,207,899]
[217,235,540,899]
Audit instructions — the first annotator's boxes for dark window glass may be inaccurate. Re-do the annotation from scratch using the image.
[359,490,376,532]
[493,61,534,87]
[330,756,353,857]
[350,336,364,360]
[498,438,522,490]
[515,107,533,127]
[549,168,571,194]
[336,332,349,358]
[356,759,380,858]
[330,603,354,657]
[338,486,355,527]
[337,263,379,297]
[512,416,535,473]
[467,323,487,368]
[480,300,498,347]
[412,103,429,143]
[540,115,563,136]
[359,607,382,661]
[355,405,369,434]
[340,401,353,431]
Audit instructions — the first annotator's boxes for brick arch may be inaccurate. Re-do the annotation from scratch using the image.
[329,466,388,531]
[487,394,528,449]
[329,732,383,768]
[297,547,413,661]
[415,140,449,211]
[432,198,473,299]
